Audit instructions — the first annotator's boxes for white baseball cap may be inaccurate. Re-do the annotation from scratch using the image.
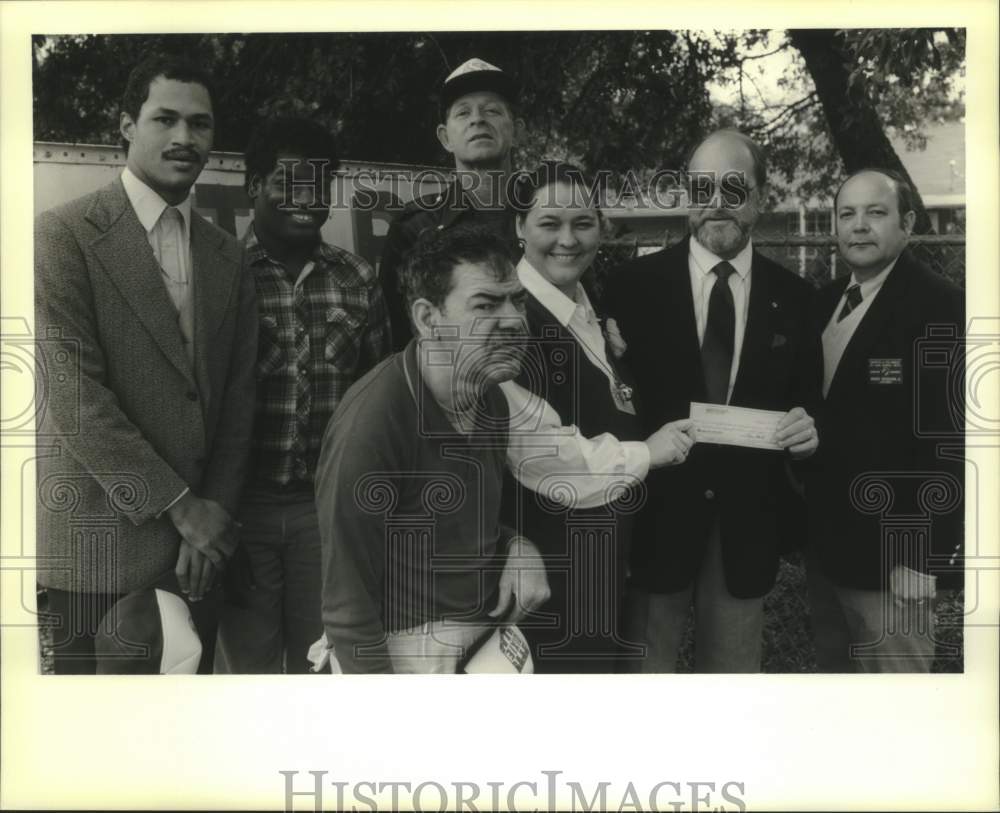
[95,586,202,674]
[440,57,517,118]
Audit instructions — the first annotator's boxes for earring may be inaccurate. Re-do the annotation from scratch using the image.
[516,238,526,251]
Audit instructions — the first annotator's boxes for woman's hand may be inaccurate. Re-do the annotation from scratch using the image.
[646,418,696,468]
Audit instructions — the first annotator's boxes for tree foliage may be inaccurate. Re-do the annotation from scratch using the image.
[33,28,964,230]
[710,28,964,226]
[34,31,741,174]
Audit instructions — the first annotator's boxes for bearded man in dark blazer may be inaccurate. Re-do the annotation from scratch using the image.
[805,168,964,673]
[605,129,823,672]
[34,55,257,673]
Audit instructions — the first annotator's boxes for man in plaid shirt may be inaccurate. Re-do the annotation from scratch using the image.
[217,117,392,673]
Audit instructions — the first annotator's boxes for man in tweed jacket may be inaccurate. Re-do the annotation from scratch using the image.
[34,56,257,673]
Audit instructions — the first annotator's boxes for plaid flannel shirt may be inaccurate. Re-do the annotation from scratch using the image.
[244,225,392,489]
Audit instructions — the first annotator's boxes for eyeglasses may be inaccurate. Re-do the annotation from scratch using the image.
[685,172,758,209]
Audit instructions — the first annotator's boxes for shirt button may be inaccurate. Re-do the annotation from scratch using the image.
[186,391,199,402]
[704,489,715,500]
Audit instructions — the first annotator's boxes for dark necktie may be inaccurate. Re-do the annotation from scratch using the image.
[700,261,736,404]
[837,283,863,322]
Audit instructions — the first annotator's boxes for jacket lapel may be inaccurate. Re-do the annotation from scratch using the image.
[88,179,195,385]
[826,254,912,401]
[191,213,239,409]
[819,275,850,327]
[730,252,773,404]
[665,238,704,393]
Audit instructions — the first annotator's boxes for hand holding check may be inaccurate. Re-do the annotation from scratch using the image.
[774,406,819,459]
[689,403,818,458]
[646,419,696,468]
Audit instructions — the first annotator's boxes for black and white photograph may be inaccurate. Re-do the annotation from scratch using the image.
[1,1,997,810]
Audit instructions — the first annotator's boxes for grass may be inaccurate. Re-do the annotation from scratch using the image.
[38,559,964,674]
[675,553,964,673]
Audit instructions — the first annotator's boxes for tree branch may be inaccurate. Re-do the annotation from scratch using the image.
[738,41,791,63]
[757,92,820,134]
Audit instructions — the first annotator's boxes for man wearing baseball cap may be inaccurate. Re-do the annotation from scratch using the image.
[378,57,525,351]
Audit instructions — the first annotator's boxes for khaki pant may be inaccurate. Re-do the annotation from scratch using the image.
[385,620,494,674]
[625,522,765,673]
[805,547,938,673]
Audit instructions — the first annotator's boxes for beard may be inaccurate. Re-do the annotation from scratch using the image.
[691,212,753,259]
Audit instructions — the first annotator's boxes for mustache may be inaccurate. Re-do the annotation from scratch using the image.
[162,149,201,162]
[693,209,737,221]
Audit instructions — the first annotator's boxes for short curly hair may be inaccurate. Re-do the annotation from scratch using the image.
[400,225,516,311]
[120,55,215,147]
[243,117,340,194]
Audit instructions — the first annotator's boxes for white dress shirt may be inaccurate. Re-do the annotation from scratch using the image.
[517,257,619,394]
[500,257,650,510]
[688,236,753,403]
[121,167,195,362]
[821,258,898,397]
[500,380,650,509]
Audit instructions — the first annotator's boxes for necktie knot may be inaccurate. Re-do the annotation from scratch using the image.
[162,206,184,227]
[837,283,863,322]
[713,261,735,282]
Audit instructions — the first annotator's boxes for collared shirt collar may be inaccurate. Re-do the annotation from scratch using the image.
[849,254,899,300]
[689,235,753,280]
[121,166,192,237]
[516,256,593,328]
[242,222,338,268]
[404,338,494,438]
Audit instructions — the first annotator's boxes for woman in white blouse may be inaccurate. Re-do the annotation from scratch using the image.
[504,161,692,672]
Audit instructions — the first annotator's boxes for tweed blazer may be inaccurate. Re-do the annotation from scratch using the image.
[34,178,258,594]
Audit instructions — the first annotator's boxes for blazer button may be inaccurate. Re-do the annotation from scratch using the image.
[186,391,199,401]
[704,489,715,500]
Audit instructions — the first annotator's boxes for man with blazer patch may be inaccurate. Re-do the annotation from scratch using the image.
[805,168,965,673]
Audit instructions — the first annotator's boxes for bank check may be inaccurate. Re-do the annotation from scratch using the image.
[689,402,785,450]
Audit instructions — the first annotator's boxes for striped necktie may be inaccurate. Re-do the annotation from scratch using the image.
[837,283,863,322]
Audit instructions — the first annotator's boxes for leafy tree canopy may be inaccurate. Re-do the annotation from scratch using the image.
[34,28,964,222]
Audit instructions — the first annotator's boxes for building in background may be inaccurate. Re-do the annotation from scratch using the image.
[604,121,965,280]
[34,121,965,284]
[33,142,447,271]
